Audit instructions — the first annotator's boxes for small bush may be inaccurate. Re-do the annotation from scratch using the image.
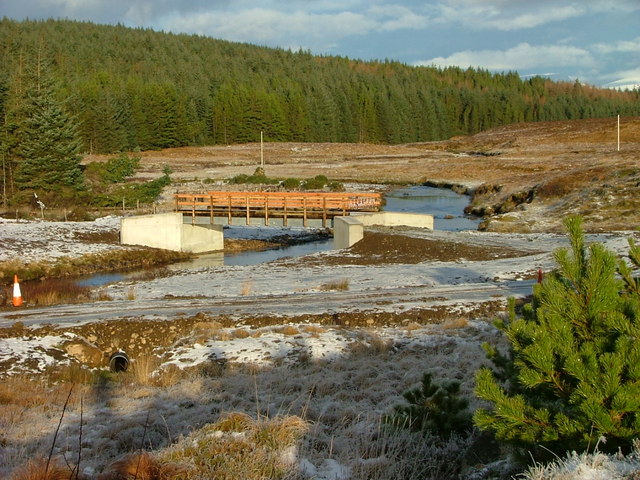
[302,175,329,190]
[85,153,140,185]
[282,178,301,189]
[327,180,345,192]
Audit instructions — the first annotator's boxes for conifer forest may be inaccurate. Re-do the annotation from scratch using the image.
[2,18,639,155]
[1,18,640,206]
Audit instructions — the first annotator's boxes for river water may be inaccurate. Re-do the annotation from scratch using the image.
[78,185,479,284]
[382,185,480,231]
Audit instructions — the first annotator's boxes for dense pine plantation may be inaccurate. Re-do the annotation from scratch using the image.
[1,18,639,155]
[1,19,640,207]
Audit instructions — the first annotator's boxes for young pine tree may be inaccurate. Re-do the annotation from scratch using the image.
[386,372,473,439]
[474,216,640,459]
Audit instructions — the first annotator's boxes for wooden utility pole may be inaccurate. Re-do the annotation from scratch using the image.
[260,131,264,169]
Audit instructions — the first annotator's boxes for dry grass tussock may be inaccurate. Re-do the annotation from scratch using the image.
[125,286,136,300]
[126,354,161,386]
[159,413,308,479]
[0,376,83,410]
[347,330,394,356]
[241,280,253,296]
[442,317,470,329]
[99,452,187,480]
[10,457,77,480]
[318,278,349,291]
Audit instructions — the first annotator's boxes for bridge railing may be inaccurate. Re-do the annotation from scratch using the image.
[175,191,382,226]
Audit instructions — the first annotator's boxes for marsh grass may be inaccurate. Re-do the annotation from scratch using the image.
[0,376,65,409]
[0,248,193,285]
[42,363,96,385]
[17,278,93,306]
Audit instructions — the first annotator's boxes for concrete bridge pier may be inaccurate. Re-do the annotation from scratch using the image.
[333,212,434,249]
[120,212,223,253]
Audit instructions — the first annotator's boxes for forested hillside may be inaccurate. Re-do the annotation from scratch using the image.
[1,18,639,156]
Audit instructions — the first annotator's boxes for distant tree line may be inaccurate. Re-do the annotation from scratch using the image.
[0,18,639,205]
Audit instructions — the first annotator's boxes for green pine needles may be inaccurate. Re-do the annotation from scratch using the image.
[386,372,473,439]
[474,216,640,458]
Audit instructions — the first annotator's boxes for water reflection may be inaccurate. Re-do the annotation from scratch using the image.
[382,185,480,231]
[168,238,334,268]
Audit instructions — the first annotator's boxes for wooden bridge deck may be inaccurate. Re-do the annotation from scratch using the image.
[175,191,382,227]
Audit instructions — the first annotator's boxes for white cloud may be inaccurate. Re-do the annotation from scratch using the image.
[436,3,585,31]
[601,67,640,90]
[368,5,429,31]
[163,9,375,43]
[414,42,596,71]
[592,37,640,54]
[161,4,428,45]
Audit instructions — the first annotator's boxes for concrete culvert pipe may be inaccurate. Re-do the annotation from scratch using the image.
[109,351,130,372]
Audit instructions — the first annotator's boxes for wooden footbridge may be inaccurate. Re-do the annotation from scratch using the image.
[175,191,382,227]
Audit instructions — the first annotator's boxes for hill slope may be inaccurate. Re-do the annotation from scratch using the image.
[1,18,639,154]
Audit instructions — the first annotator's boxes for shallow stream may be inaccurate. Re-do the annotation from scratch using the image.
[78,185,479,284]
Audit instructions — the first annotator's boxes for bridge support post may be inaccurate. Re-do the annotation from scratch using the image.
[303,197,308,227]
[284,197,288,227]
[322,197,327,228]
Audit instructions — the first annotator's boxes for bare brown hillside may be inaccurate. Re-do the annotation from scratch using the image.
[86,117,640,232]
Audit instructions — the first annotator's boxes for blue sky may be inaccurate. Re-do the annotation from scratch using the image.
[2,0,639,89]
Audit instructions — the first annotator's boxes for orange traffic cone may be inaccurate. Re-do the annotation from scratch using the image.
[12,274,23,307]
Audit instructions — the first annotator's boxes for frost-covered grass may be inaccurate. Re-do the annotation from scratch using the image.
[0,322,500,479]
[520,443,640,480]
